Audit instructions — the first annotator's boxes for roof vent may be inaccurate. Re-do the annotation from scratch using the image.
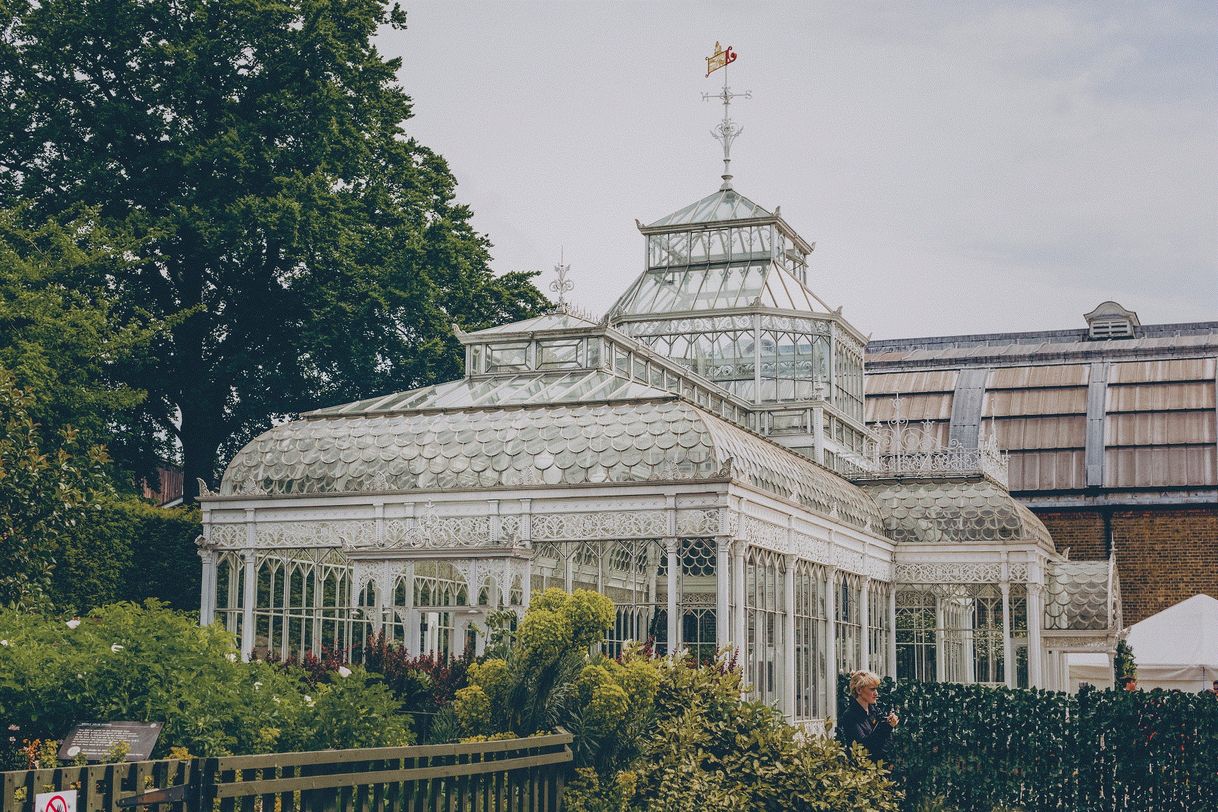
[1084,301,1140,340]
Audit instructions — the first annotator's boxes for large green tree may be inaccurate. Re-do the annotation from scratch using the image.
[0,0,548,501]
[0,207,165,481]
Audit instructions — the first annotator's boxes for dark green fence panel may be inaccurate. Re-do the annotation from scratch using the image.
[2,732,572,812]
[839,677,1218,811]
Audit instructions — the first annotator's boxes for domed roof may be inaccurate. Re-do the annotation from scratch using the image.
[220,399,884,533]
[860,478,1054,551]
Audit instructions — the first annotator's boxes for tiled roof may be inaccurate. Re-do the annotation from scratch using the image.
[860,478,1054,550]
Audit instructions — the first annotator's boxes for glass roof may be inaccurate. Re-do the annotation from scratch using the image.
[307,370,669,416]
[468,311,597,336]
[1044,560,1117,631]
[648,188,771,228]
[860,479,1054,550]
[610,262,822,318]
[222,399,883,533]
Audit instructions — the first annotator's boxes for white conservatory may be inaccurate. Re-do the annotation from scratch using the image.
[197,180,1120,721]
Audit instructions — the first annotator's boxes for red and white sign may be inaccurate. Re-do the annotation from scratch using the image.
[35,790,76,812]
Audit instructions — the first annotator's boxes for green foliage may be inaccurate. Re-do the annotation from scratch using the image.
[0,0,550,499]
[453,589,614,738]
[449,592,895,810]
[1113,637,1136,682]
[841,676,1218,811]
[0,368,112,608]
[565,652,899,812]
[0,206,162,479]
[53,496,201,613]
[0,601,411,757]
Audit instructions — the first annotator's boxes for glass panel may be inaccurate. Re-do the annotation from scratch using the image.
[690,266,729,310]
[537,340,582,369]
[486,343,528,372]
[648,271,684,312]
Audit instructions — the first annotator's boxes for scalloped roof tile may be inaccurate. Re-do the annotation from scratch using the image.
[221,399,883,532]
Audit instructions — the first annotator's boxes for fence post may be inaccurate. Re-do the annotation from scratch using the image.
[190,758,217,812]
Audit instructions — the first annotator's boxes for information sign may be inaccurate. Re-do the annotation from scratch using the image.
[57,722,162,762]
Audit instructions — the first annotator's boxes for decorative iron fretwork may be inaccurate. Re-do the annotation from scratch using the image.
[531,510,668,542]
[894,562,1003,584]
[850,396,1009,485]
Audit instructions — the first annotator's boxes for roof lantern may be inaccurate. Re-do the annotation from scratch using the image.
[1084,301,1140,340]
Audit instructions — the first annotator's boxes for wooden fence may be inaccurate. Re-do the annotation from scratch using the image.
[2,731,572,812]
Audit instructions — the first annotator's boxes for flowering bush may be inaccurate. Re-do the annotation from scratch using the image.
[0,601,411,758]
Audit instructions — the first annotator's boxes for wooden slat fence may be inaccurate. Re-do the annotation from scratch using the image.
[2,731,572,812]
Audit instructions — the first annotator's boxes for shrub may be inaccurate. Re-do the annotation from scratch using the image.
[53,496,201,613]
[565,651,899,811]
[0,601,410,757]
[452,589,614,738]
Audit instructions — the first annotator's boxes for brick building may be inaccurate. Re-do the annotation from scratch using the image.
[866,303,1217,625]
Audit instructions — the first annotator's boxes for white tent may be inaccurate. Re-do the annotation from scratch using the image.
[1069,593,1218,692]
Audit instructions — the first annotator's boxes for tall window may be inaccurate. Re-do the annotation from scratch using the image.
[868,580,892,678]
[602,539,666,657]
[680,538,718,662]
[1010,584,1029,688]
[896,590,936,681]
[745,547,786,708]
[835,572,863,673]
[794,561,828,721]
[413,561,467,658]
[973,587,1006,684]
[940,595,971,682]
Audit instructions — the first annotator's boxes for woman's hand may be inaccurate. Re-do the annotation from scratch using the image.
[886,711,900,728]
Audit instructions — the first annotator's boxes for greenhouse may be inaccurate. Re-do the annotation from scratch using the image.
[198,182,1121,722]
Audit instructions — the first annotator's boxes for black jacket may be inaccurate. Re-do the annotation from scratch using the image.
[838,699,893,760]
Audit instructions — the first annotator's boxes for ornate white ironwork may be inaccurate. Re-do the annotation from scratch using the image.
[449,558,528,607]
[894,561,1003,584]
[210,520,375,550]
[851,396,1009,486]
[676,508,720,536]
[702,42,750,190]
[531,510,668,542]
[549,252,574,308]
[381,503,494,549]
[738,516,843,570]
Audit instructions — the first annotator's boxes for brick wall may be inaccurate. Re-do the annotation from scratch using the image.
[1037,511,1108,560]
[1033,506,1218,625]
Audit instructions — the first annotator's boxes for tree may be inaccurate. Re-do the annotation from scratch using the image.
[0,367,112,608]
[0,207,164,482]
[1113,637,1136,685]
[0,0,549,501]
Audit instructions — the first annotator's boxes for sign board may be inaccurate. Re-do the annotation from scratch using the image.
[58,722,162,763]
[35,790,76,812]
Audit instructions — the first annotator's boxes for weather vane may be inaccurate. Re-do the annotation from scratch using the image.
[703,41,751,191]
[549,248,573,311]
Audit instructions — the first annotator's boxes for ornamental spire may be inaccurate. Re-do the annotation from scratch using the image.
[703,41,751,191]
[549,248,574,311]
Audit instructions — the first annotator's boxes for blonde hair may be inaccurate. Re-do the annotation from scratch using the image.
[849,670,881,698]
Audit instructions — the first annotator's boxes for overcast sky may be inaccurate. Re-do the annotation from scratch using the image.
[382,2,1217,340]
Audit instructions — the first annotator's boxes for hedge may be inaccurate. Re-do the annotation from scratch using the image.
[839,677,1218,811]
[52,496,201,613]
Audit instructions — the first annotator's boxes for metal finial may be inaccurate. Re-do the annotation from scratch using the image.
[549,248,574,311]
[703,45,750,191]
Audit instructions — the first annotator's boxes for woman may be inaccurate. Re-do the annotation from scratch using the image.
[838,670,899,761]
